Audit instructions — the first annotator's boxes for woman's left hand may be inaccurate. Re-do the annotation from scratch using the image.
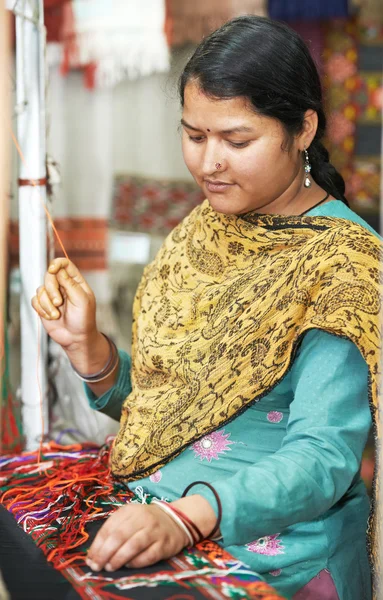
[86,502,188,572]
[86,495,217,572]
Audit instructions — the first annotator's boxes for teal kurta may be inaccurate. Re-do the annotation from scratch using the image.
[85,200,378,599]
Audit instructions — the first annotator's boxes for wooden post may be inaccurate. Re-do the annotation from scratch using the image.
[15,0,48,450]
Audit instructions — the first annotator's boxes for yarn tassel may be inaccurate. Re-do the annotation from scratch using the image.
[0,440,131,570]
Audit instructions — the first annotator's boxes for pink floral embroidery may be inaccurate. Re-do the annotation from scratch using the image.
[267,411,283,423]
[269,569,282,577]
[192,430,234,462]
[149,470,162,483]
[246,534,285,556]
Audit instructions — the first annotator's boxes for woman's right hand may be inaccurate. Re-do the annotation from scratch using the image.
[31,258,97,350]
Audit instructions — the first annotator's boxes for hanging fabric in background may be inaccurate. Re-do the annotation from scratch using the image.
[112,174,205,237]
[44,0,71,43]
[323,16,382,214]
[44,0,75,67]
[0,318,23,455]
[166,0,266,47]
[59,0,170,88]
[8,218,107,272]
[349,2,383,215]
[289,22,324,73]
[323,18,358,196]
[268,0,349,21]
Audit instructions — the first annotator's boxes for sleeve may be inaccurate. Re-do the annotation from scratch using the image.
[83,349,132,422]
[195,329,372,547]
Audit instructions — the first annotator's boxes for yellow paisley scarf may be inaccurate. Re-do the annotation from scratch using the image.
[111,199,382,582]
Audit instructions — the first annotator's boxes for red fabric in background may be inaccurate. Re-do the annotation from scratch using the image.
[9,218,107,271]
[44,0,71,43]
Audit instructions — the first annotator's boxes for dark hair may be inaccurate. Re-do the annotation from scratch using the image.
[179,15,348,205]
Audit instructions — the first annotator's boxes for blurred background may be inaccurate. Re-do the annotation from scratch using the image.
[2,0,382,494]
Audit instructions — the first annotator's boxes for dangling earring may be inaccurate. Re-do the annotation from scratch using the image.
[304,147,312,188]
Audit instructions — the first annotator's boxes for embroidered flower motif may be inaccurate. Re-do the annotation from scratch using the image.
[151,355,164,370]
[192,430,234,462]
[246,534,285,556]
[159,264,170,279]
[149,470,162,483]
[228,241,244,255]
[269,569,282,577]
[267,411,283,424]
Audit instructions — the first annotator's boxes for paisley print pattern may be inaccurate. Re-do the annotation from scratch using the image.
[110,200,382,576]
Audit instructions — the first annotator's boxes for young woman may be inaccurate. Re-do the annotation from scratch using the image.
[32,16,381,600]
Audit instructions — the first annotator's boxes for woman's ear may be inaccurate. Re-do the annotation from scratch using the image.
[298,110,318,150]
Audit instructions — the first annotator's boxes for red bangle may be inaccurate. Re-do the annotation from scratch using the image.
[168,504,204,544]
[182,481,222,540]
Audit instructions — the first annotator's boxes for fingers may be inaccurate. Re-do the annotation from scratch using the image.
[86,504,186,574]
[127,542,163,569]
[87,507,133,569]
[99,531,152,572]
[48,258,93,296]
[44,270,63,308]
[31,286,61,320]
[55,268,91,308]
[31,293,52,321]
[38,286,60,318]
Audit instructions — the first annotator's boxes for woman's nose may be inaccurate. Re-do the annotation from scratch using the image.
[201,143,226,177]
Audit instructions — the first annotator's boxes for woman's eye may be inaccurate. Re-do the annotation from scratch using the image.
[229,141,250,148]
[188,136,205,143]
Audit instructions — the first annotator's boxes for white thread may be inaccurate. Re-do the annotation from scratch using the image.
[151,499,194,547]
[130,486,149,504]
[115,565,265,591]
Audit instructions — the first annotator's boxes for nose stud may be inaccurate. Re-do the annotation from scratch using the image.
[215,162,222,170]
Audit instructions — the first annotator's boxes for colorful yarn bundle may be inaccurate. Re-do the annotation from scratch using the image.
[0,440,126,570]
[0,442,287,599]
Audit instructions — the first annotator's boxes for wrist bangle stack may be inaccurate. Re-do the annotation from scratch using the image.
[169,504,204,544]
[151,482,222,548]
[71,333,119,383]
[151,499,195,547]
[182,481,222,540]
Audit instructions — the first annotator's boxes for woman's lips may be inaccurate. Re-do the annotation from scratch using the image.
[204,180,235,193]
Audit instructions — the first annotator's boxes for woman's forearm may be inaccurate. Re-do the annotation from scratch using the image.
[64,330,120,398]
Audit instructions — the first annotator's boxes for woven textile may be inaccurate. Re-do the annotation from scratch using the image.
[61,0,170,88]
[44,0,72,44]
[112,175,205,236]
[166,0,266,47]
[323,17,382,213]
[9,218,107,271]
[0,442,286,600]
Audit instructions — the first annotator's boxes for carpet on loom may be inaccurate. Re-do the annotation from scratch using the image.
[0,441,286,600]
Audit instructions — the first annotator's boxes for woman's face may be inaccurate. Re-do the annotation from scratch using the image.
[181,81,304,215]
